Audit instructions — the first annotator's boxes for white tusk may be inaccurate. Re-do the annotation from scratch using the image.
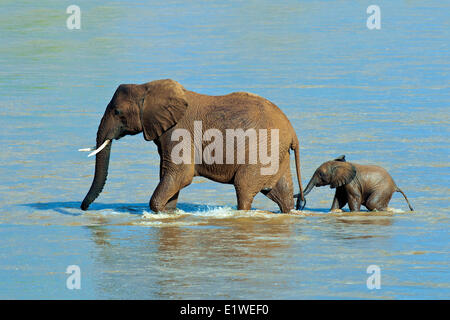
[78,147,95,152]
[87,140,110,157]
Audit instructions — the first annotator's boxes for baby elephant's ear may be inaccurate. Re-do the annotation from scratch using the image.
[334,155,346,162]
[330,162,356,188]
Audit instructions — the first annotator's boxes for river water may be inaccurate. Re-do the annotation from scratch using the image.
[0,0,448,299]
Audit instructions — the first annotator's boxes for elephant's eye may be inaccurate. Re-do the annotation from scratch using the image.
[114,109,122,116]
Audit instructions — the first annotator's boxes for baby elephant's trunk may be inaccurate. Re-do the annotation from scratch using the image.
[294,193,306,210]
[396,187,414,211]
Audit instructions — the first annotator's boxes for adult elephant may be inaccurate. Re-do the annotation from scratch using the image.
[80,79,305,213]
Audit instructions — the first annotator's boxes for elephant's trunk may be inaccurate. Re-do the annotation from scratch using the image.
[303,176,317,196]
[81,122,113,211]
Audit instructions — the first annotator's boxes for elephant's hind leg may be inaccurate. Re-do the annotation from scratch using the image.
[365,190,392,211]
[261,167,294,213]
[235,192,257,211]
[233,170,261,211]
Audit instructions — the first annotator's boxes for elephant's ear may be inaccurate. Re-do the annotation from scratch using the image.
[334,155,346,162]
[140,79,188,141]
[330,162,356,188]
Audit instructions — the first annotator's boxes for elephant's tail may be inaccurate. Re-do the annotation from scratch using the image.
[396,187,414,211]
[291,138,305,210]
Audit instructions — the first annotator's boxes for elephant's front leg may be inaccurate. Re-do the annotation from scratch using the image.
[150,175,178,212]
[150,172,191,212]
[330,187,347,212]
[347,193,362,212]
[165,191,180,211]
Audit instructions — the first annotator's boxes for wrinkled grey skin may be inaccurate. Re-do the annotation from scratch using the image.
[295,155,414,212]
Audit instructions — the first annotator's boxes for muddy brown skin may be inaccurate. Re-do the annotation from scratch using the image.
[297,155,414,212]
[81,79,305,213]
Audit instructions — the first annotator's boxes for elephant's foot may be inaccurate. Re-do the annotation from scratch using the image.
[261,165,295,213]
[165,191,179,211]
[150,200,165,213]
[236,190,258,211]
[330,208,343,213]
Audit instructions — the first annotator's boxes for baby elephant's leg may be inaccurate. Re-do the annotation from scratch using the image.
[365,190,393,211]
[347,194,362,212]
[330,188,347,212]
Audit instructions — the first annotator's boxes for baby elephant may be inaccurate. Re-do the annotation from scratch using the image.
[296,155,414,212]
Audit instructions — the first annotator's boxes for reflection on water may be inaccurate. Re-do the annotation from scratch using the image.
[0,0,449,299]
